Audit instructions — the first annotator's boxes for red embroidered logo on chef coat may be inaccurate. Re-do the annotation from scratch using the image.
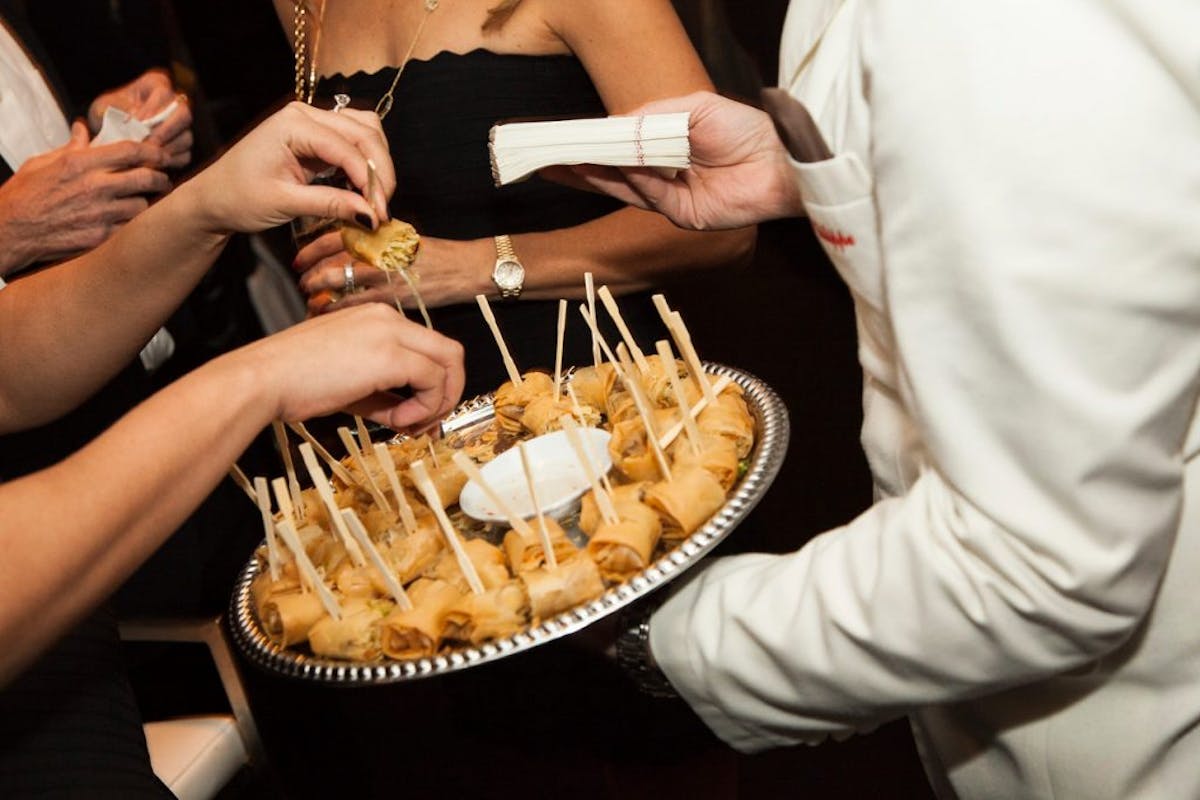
[814,223,855,251]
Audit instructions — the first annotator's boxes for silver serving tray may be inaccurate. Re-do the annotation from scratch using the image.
[229,363,788,684]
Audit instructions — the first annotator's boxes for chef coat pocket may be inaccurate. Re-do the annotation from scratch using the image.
[792,152,884,312]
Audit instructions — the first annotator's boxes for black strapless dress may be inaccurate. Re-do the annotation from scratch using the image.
[318,49,666,398]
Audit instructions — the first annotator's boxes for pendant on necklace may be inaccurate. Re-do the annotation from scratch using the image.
[424,0,439,10]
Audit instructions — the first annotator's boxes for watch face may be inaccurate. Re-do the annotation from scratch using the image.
[494,259,525,290]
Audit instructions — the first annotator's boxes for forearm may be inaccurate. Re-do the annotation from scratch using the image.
[0,349,275,684]
[0,179,228,431]
[437,207,754,303]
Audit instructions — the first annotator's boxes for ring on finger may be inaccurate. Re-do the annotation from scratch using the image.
[343,262,356,295]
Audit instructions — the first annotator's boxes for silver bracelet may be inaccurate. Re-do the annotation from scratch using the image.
[615,599,678,699]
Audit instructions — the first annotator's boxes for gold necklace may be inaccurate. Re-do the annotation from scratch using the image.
[376,0,441,120]
[293,0,327,104]
[292,0,442,119]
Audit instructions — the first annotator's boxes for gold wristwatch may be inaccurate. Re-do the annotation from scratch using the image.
[491,235,525,300]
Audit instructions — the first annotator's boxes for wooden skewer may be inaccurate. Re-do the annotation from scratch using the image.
[475,294,522,386]
[578,303,624,376]
[354,416,374,459]
[271,477,309,593]
[567,383,617,497]
[297,442,367,566]
[272,421,306,522]
[341,509,414,611]
[615,346,673,482]
[288,422,357,486]
[517,442,558,570]
[553,298,567,399]
[584,272,600,369]
[337,427,393,514]
[253,477,282,581]
[659,375,734,450]
[410,460,485,595]
[653,294,714,402]
[374,442,418,538]
[597,285,650,374]
[559,414,618,526]
[228,463,256,503]
[655,339,703,456]
[271,477,297,530]
[450,452,535,539]
[670,310,715,402]
[276,520,342,620]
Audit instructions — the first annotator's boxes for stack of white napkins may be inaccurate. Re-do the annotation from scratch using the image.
[488,112,690,186]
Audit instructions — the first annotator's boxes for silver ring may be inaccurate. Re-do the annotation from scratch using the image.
[342,262,356,295]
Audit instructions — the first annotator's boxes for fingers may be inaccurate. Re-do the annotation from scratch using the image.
[286,103,395,220]
[127,69,175,115]
[279,181,377,233]
[81,139,169,172]
[293,229,347,272]
[298,257,387,295]
[149,99,194,164]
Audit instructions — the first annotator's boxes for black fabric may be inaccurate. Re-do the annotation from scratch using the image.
[0,609,173,798]
[318,49,666,398]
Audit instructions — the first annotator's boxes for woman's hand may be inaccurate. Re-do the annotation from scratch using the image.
[543,91,802,231]
[294,230,489,315]
[182,103,396,238]
[234,303,465,433]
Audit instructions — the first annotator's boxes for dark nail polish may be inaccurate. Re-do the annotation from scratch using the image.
[355,213,376,230]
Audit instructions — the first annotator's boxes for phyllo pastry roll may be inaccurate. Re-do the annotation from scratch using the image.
[520,554,606,622]
[502,516,579,573]
[404,457,468,509]
[697,389,755,458]
[641,356,700,408]
[308,599,392,661]
[386,520,445,583]
[568,363,617,412]
[644,465,727,540]
[579,482,646,537]
[251,572,302,621]
[379,578,463,660]
[493,371,554,434]
[442,581,530,645]
[335,564,380,599]
[668,432,740,491]
[430,537,511,592]
[521,393,599,436]
[607,418,663,482]
[341,219,420,272]
[262,590,328,647]
[586,499,662,582]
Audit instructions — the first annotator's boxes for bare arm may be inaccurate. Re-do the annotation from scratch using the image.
[0,303,463,685]
[0,103,392,432]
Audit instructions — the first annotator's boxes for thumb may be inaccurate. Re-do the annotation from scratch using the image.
[68,119,91,148]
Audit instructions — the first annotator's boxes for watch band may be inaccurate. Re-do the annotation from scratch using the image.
[492,234,524,300]
[495,234,517,262]
[615,597,678,699]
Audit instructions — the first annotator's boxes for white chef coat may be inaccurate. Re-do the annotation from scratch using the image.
[650,2,1200,798]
